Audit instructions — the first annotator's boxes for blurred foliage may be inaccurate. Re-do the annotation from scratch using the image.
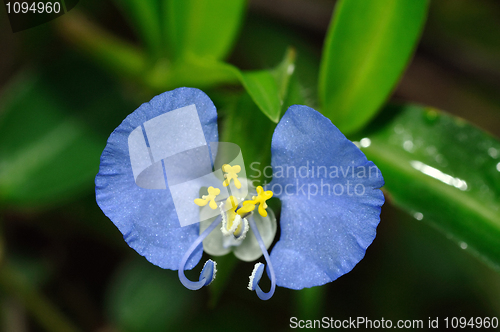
[0,65,120,207]
[105,258,195,332]
[0,0,500,331]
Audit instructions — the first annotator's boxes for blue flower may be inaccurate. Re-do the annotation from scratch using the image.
[95,87,384,301]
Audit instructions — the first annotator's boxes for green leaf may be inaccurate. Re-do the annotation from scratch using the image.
[233,17,321,108]
[163,0,246,60]
[237,71,280,123]
[319,0,429,134]
[271,47,296,104]
[114,0,163,58]
[358,104,500,270]
[236,48,296,123]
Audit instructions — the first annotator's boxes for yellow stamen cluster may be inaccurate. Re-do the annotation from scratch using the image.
[194,166,273,239]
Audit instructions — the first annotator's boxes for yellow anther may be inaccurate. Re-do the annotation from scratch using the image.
[222,164,242,189]
[242,186,273,217]
[194,186,220,210]
[236,203,255,217]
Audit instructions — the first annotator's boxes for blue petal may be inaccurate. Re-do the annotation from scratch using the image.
[268,105,384,289]
[95,88,218,270]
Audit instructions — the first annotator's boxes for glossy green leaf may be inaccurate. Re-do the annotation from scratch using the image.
[319,0,429,134]
[358,104,500,270]
[163,0,246,60]
[237,48,296,123]
[114,0,163,58]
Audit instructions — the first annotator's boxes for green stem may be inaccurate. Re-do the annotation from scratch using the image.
[208,254,239,308]
[295,286,326,318]
[55,11,148,80]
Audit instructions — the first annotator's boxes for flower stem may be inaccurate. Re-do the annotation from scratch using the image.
[55,11,148,80]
